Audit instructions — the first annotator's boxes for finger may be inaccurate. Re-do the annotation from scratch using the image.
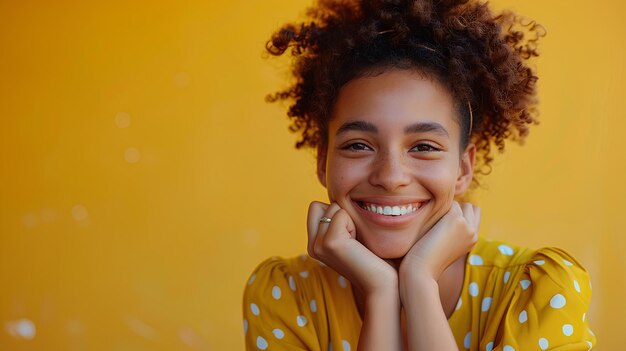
[307,201,329,256]
[450,200,463,216]
[473,205,482,233]
[324,208,356,242]
[317,202,342,236]
[459,202,475,228]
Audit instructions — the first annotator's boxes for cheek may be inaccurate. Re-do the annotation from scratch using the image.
[326,160,363,201]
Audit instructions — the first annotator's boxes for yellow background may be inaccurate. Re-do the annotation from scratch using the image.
[1,0,624,349]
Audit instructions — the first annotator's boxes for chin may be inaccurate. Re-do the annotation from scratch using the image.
[364,237,414,260]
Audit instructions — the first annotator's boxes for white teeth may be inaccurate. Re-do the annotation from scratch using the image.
[361,202,422,216]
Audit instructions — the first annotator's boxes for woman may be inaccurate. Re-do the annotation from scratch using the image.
[243,0,595,350]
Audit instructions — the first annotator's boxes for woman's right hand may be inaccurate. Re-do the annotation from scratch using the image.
[307,201,398,296]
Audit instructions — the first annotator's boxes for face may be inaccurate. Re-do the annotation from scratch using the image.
[317,68,476,259]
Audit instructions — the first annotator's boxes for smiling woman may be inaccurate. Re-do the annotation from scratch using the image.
[242,0,596,350]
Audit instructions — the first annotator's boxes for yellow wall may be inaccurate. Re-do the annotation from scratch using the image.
[1,0,624,349]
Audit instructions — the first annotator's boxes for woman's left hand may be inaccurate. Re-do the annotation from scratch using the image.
[399,201,481,283]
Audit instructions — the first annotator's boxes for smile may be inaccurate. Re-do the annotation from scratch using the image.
[357,201,425,217]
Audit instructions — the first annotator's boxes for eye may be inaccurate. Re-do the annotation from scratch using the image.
[342,142,373,152]
[411,143,440,152]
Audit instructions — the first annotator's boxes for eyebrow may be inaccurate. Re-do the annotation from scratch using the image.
[335,120,449,138]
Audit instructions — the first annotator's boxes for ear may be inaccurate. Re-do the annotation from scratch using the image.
[316,146,328,188]
[454,142,476,196]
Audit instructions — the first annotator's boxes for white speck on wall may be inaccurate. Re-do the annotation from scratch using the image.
[124,147,141,164]
[5,318,36,340]
[40,208,57,223]
[21,213,39,228]
[178,326,208,349]
[66,319,84,335]
[115,112,131,128]
[71,204,89,222]
[241,229,260,247]
[127,317,158,340]
[174,72,190,87]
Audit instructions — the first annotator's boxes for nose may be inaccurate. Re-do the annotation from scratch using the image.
[368,150,412,192]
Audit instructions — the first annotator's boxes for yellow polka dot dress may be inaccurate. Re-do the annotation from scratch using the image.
[243,237,596,350]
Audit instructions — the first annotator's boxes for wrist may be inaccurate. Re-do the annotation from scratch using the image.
[364,286,401,310]
[399,270,439,303]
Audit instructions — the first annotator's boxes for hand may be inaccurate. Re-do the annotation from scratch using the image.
[399,201,481,283]
[307,201,398,295]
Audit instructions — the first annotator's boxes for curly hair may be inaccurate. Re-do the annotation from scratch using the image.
[265,0,545,189]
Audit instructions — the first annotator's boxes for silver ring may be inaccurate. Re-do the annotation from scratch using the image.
[319,216,332,223]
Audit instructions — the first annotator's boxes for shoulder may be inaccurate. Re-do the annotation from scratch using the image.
[242,255,353,350]
[469,238,596,350]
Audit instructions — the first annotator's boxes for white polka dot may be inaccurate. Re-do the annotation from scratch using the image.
[574,280,581,292]
[248,274,256,285]
[299,271,309,278]
[550,294,567,309]
[486,341,494,351]
[481,297,492,312]
[250,303,260,316]
[256,336,268,350]
[503,346,515,351]
[539,337,549,350]
[562,324,574,336]
[563,259,573,266]
[469,282,479,297]
[534,260,545,265]
[455,297,462,311]
[463,331,471,349]
[272,286,281,300]
[243,319,248,334]
[272,328,284,339]
[469,255,484,265]
[296,315,307,327]
[338,275,348,288]
[498,244,514,255]
[342,339,351,351]
[519,310,528,323]
[520,280,531,290]
[503,271,510,284]
[310,299,317,313]
[289,276,296,291]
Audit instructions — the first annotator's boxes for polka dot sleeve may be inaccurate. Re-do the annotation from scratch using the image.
[243,257,318,351]
[493,247,596,351]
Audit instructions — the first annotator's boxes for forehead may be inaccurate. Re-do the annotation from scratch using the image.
[330,69,460,138]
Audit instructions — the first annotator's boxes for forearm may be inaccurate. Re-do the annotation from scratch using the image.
[357,288,402,351]
[400,276,459,351]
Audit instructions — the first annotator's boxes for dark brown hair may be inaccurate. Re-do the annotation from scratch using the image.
[265,0,545,188]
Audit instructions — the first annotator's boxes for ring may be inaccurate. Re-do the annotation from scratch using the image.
[319,216,332,223]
